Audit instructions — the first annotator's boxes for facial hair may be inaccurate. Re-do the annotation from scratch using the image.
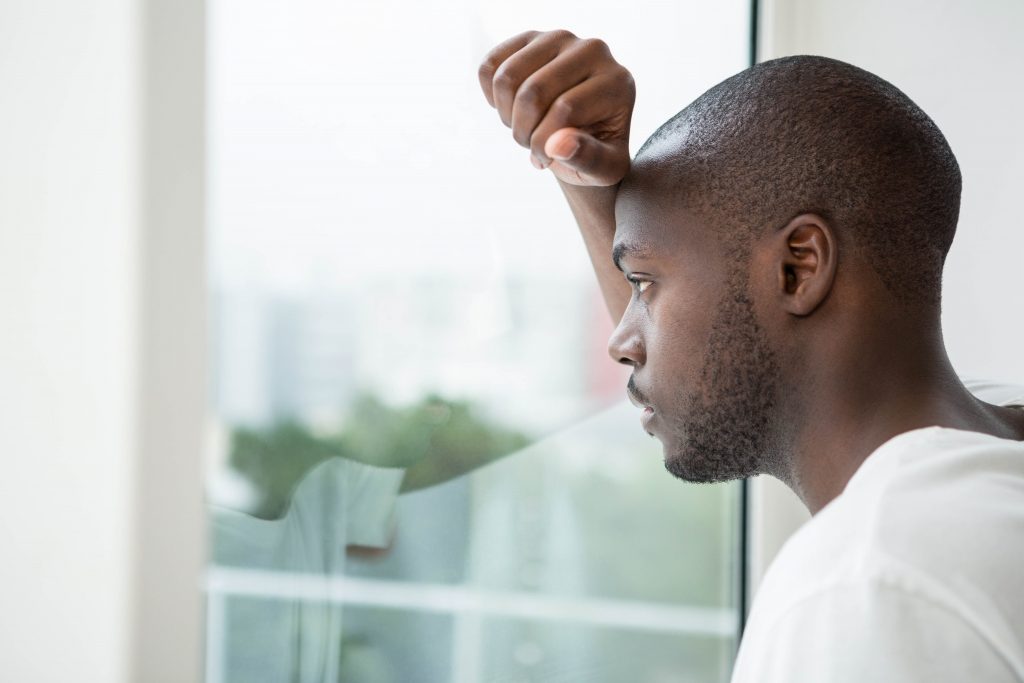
[663,267,787,483]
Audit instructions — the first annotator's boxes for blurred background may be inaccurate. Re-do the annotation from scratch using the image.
[1,0,1022,681]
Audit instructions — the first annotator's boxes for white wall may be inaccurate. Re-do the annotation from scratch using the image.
[0,1,205,680]
[760,0,1024,385]
[749,0,1024,598]
[0,2,139,679]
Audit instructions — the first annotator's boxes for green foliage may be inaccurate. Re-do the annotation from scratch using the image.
[227,393,529,518]
[229,420,346,519]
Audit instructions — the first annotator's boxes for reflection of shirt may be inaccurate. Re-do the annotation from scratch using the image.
[731,380,1024,682]
[211,458,403,683]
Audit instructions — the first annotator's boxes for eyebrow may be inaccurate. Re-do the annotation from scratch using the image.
[611,240,651,272]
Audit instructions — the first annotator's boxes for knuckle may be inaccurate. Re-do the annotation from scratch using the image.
[492,65,518,92]
[516,82,543,107]
[478,59,496,80]
[619,69,636,95]
[548,28,576,42]
[579,37,609,54]
[552,95,576,120]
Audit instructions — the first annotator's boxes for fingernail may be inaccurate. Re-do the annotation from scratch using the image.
[551,139,579,161]
[530,154,543,170]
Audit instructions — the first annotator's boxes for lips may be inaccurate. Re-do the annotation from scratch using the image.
[627,376,657,435]
[627,390,646,410]
[626,376,652,411]
[640,405,655,434]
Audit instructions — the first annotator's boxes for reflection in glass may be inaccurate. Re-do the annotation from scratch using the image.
[209,403,739,682]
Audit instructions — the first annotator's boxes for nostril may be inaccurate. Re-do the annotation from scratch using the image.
[608,332,644,367]
[607,316,644,366]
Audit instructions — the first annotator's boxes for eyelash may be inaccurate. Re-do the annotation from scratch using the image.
[627,275,653,294]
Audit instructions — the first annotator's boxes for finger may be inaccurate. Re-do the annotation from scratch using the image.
[528,72,627,166]
[509,40,599,150]
[545,128,584,160]
[478,30,539,108]
[546,128,630,187]
[490,30,576,128]
[545,128,629,187]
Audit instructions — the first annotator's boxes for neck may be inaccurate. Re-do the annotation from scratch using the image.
[780,319,1024,515]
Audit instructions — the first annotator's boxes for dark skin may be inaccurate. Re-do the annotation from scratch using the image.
[479,29,1024,515]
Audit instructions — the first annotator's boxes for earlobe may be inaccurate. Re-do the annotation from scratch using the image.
[775,213,837,316]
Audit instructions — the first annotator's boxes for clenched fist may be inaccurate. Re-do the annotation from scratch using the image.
[478,30,636,187]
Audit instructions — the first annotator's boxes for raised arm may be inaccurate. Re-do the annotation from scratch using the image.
[477,29,637,323]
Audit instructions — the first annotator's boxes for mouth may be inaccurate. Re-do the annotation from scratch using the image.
[640,406,656,435]
[626,377,657,435]
[626,376,652,411]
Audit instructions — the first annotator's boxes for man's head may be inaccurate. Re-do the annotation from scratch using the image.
[610,55,961,484]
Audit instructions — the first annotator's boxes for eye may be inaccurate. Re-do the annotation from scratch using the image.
[627,275,653,294]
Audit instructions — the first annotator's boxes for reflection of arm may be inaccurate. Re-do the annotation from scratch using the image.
[393,399,530,494]
[227,398,528,511]
[398,447,515,494]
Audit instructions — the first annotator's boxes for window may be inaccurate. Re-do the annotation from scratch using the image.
[206,1,752,680]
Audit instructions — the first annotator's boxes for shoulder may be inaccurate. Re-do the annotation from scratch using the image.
[755,424,1024,600]
[732,574,1021,683]
[737,420,1024,682]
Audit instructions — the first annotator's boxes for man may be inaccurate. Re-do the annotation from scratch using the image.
[479,29,1024,681]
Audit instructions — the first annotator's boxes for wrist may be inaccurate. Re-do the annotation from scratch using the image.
[556,178,619,213]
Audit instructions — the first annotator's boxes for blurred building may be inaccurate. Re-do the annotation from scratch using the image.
[213,277,625,436]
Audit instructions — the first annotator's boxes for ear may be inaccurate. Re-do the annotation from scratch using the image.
[771,213,837,316]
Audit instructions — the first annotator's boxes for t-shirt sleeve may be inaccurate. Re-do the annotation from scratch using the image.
[731,582,1018,683]
[344,460,405,548]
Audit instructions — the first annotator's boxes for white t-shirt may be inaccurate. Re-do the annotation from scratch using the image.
[731,380,1024,682]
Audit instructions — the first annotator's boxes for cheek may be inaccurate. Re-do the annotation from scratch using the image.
[644,288,713,393]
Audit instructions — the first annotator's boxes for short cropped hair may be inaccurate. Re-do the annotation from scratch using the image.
[637,55,961,308]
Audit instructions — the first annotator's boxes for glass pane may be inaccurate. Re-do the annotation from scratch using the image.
[206,1,751,681]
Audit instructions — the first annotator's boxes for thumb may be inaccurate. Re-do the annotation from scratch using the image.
[544,127,628,187]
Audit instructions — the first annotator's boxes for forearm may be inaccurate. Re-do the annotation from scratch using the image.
[478,30,634,321]
[556,179,631,323]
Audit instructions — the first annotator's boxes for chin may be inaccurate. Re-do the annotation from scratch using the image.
[659,441,696,481]
[662,444,742,485]
[664,460,707,483]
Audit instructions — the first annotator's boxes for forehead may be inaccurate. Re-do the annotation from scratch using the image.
[613,162,714,265]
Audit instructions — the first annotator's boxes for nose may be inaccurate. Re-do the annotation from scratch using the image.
[607,308,645,367]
